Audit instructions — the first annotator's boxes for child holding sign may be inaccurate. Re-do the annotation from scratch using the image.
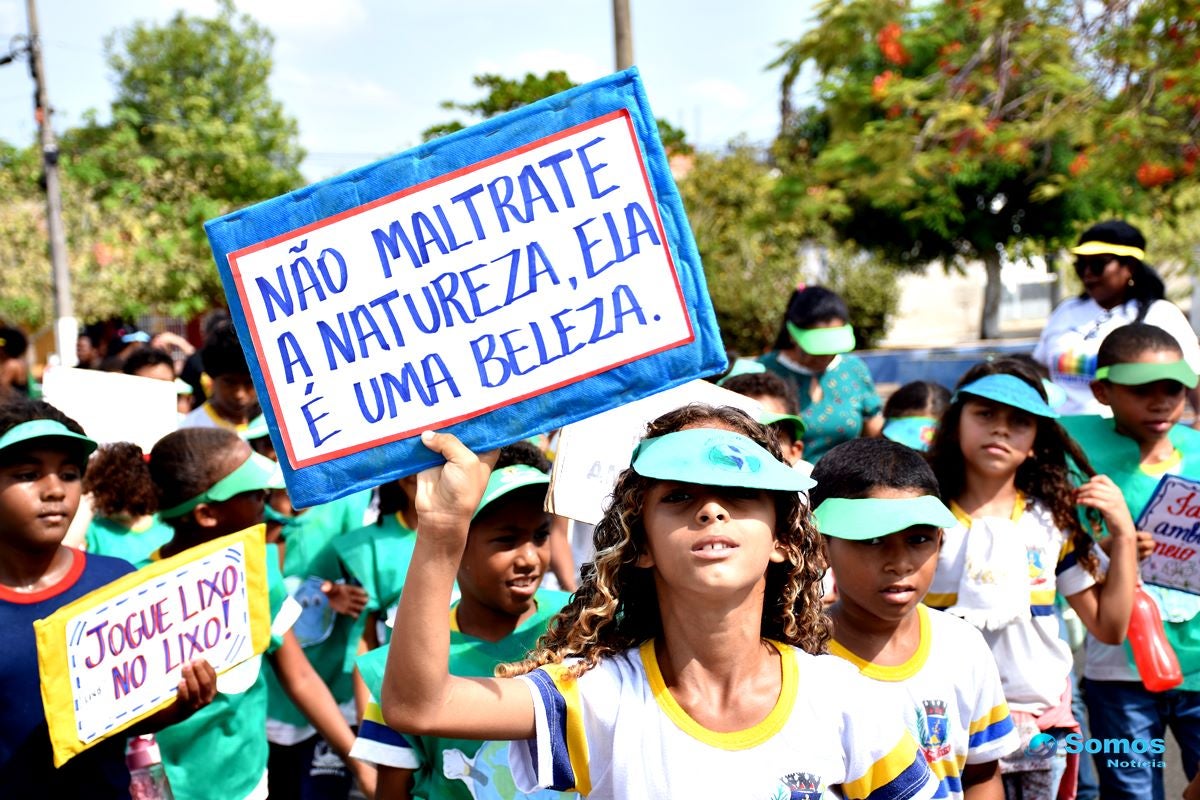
[144,427,374,800]
[1059,322,1200,799]
[926,359,1139,799]
[811,438,1018,799]
[350,442,573,799]
[382,404,938,799]
[0,399,216,797]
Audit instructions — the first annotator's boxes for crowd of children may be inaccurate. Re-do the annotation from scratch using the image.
[6,294,1200,799]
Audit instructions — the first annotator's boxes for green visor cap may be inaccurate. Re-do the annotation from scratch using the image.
[953,374,1059,419]
[0,419,97,459]
[159,451,285,519]
[814,495,957,540]
[1095,361,1199,390]
[1070,241,1145,260]
[787,322,855,356]
[242,414,270,441]
[760,412,806,441]
[473,464,550,519]
[631,428,816,492]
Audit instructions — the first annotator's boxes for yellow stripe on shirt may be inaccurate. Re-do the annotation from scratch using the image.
[841,730,924,800]
[543,663,592,795]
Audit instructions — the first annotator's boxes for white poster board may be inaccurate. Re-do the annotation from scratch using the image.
[1137,474,1200,594]
[549,381,763,525]
[41,366,177,451]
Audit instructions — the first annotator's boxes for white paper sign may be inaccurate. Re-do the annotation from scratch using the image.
[41,366,177,452]
[1137,474,1200,594]
[63,541,257,743]
[226,111,692,469]
[549,381,763,525]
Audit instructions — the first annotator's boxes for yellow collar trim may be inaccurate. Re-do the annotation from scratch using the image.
[449,605,459,632]
[950,492,1025,527]
[203,402,248,432]
[1141,449,1183,477]
[639,639,796,750]
[829,605,931,681]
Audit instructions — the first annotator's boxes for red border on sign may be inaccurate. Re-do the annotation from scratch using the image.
[228,109,694,469]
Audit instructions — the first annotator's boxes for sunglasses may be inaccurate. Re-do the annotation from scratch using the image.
[1074,255,1116,276]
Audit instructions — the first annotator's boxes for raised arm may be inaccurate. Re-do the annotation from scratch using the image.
[1066,475,1138,645]
[381,431,536,740]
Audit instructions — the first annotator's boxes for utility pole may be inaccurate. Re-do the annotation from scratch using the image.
[26,0,77,367]
[613,0,633,71]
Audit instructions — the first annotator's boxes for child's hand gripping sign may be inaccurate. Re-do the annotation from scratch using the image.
[205,68,725,509]
[34,527,271,766]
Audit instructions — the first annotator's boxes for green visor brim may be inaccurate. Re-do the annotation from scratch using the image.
[1095,361,1199,390]
[0,419,97,459]
[814,495,957,540]
[632,427,816,492]
[473,464,550,519]
[787,322,855,356]
[953,374,1059,419]
[159,452,284,519]
[760,412,806,441]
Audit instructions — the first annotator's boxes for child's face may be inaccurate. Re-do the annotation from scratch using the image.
[639,481,785,595]
[0,447,83,553]
[194,442,267,536]
[824,488,942,623]
[457,490,552,619]
[1091,351,1188,446]
[956,397,1036,478]
[209,372,257,422]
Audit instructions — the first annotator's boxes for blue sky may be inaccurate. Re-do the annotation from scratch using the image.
[0,0,817,182]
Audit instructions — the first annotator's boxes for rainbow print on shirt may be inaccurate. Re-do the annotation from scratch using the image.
[1054,350,1097,380]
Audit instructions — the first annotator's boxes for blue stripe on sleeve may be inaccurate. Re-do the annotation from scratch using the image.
[968,715,1016,748]
[864,751,936,800]
[1030,604,1056,616]
[527,669,577,791]
[1055,549,1078,575]
[358,718,411,750]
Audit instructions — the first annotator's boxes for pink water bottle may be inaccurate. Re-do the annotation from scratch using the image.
[127,735,175,800]
[1127,586,1184,692]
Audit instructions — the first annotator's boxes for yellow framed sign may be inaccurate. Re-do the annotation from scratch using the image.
[34,526,271,766]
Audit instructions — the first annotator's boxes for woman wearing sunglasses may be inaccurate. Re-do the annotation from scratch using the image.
[1034,219,1200,418]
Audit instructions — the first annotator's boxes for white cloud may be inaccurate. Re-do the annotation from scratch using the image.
[238,0,367,34]
[474,49,607,83]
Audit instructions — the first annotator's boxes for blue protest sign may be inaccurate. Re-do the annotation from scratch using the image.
[205,68,725,508]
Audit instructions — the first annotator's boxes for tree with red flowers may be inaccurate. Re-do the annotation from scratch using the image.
[772,0,1114,338]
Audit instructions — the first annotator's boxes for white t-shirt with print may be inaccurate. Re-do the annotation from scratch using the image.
[509,640,938,800]
[1033,297,1200,416]
[926,498,1096,715]
[830,605,1020,800]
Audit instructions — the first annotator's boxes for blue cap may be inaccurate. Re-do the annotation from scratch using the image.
[631,428,816,492]
[953,374,1059,418]
[881,416,938,452]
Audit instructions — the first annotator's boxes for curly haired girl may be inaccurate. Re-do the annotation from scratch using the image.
[925,358,1138,800]
[81,442,174,565]
[382,404,938,799]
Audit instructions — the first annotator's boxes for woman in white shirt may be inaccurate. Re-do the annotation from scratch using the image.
[1034,219,1200,418]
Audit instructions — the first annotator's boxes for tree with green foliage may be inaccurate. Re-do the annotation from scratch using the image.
[424,70,693,154]
[0,0,303,329]
[773,0,1113,338]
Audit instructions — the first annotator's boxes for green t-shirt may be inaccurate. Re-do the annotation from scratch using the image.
[334,513,419,659]
[356,590,571,800]
[84,516,175,566]
[1061,414,1200,688]
[266,491,373,729]
[157,543,289,800]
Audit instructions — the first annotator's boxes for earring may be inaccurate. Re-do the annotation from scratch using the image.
[1128,278,1135,287]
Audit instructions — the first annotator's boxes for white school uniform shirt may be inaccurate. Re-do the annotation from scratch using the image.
[830,606,1020,800]
[509,639,939,800]
[1033,296,1200,416]
[926,497,1096,715]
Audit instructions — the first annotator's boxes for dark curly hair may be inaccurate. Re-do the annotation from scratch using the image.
[0,398,90,468]
[926,358,1101,576]
[83,442,159,518]
[499,404,830,679]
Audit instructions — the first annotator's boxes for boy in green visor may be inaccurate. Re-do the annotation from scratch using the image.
[349,443,573,799]
[812,437,1018,800]
[1060,322,1200,800]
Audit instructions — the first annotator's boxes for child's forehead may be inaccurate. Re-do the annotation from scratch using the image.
[0,443,86,469]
